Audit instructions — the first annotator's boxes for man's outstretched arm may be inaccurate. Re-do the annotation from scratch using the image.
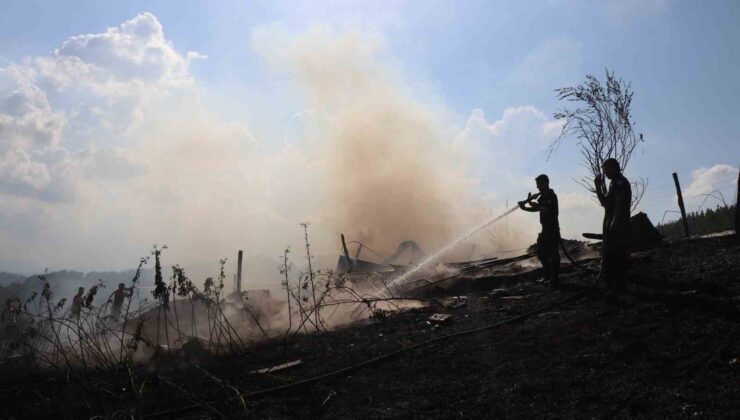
[518,201,540,212]
[518,192,541,212]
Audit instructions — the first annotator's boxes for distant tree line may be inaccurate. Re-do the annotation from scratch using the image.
[657,204,736,239]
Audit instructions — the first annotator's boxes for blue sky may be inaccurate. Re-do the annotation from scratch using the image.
[0,0,738,274]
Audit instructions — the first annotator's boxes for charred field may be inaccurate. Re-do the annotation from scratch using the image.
[0,234,738,419]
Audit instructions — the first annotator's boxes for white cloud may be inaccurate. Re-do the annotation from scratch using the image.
[0,149,51,190]
[684,164,738,199]
[452,106,558,207]
[490,106,562,143]
[453,105,561,172]
[542,119,565,140]
[458,106,559,141]
[0,12,201,203]
[187,51,208,61]
[0,76,65,151]
[36,12,192,95]
[0,68,68,198]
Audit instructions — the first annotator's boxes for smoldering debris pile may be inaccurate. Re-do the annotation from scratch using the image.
[337,237,599,298]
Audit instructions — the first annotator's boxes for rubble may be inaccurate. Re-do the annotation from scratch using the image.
[487,288,509,298]
[500,295,529,301]
[427,313,453,325]
[440,296,467,310]
[251,359,303,375]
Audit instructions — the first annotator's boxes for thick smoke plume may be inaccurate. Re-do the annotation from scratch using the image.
[254,26,482,261]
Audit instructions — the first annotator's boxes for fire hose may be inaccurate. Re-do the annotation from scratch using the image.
[560,237,600,275]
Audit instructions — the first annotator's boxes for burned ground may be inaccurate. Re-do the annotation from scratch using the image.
[1,235,739,419]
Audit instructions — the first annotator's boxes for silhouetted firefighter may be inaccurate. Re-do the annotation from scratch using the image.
[595,158,632,294]
[70,287,84,318]
[519,174,560,288]
[108,283,133,320]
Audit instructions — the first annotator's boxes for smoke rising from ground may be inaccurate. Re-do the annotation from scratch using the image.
[253,26,486,261]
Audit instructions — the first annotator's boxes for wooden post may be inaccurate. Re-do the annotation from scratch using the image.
[672,172,690,238]
[237,250,243,294]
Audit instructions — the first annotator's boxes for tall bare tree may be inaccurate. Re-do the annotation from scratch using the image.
[549,69,646,211]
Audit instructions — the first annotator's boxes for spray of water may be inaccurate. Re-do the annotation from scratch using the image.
[378,205,520,297]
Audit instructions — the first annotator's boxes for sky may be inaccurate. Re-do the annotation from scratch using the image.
[0,0,738,278]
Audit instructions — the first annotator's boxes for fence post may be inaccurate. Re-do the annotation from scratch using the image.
[672,172,690,238]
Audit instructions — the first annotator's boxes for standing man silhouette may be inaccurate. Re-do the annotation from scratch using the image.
[519,174,561,288]
[71,287,84,318]
[108,283,132,320]
[595,158,632,294]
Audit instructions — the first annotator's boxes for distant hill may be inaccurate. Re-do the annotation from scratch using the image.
[0,272,26,286]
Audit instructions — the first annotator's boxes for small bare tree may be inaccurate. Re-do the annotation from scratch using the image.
[549,69,646,211]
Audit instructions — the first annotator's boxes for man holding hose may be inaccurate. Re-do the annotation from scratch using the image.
[518,174,561,288]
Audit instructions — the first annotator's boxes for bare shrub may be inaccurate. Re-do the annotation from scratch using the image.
[550,69,646,211]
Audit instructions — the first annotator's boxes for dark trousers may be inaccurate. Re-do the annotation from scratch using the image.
[537,229,560,285]
[602,230,629,291]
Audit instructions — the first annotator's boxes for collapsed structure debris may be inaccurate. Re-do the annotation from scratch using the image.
[440,296,467,310]
[336,235,602,299]
[583,212,662,251]
[427,313,452,325]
